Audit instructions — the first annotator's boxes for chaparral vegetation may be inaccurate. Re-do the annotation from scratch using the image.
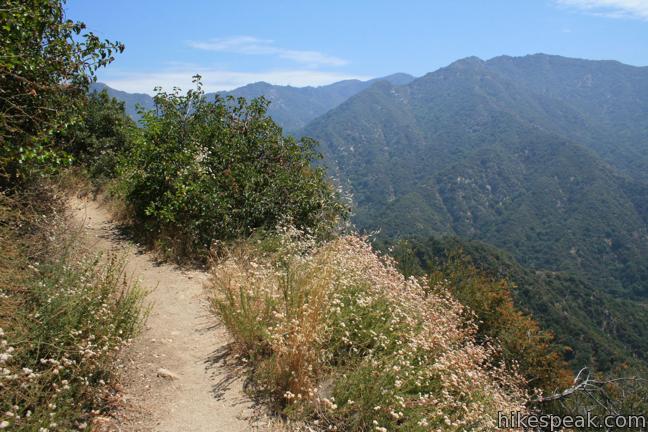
[2,0,647,430]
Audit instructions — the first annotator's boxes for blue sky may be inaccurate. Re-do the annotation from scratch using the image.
[65,0,648,94]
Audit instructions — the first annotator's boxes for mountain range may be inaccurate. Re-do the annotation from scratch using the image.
[94,54,648,372]
[90,72,414,132]
[303,54,648,298]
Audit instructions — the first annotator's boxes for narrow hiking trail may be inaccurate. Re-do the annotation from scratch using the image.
[70,197,269,432]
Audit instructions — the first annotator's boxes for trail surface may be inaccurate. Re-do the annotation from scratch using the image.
[71,197,267,432]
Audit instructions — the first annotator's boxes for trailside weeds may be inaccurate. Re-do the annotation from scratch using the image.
[209,230,528,431]
[0,191,145,430]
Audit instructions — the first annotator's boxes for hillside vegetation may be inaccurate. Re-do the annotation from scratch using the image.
[2,1,646,429]
[104,81,346,260]
[0,188,144,430]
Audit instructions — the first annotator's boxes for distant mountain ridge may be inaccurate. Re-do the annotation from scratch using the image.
[90,72,415,131]
[89,82,155,119]
[300,53,648,370]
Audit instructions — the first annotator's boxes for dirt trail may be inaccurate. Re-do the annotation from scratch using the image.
[70,198,268,431]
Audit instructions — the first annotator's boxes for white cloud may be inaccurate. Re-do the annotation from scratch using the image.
[188,36,348,67]
[100,68,371,94]
[556,0,648,20]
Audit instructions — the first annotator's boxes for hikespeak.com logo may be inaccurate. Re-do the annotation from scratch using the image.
[498,411,647,430]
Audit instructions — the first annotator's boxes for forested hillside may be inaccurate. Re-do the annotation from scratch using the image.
[89,82,154,119]
[487,55,648,182]
[302,54,648,299]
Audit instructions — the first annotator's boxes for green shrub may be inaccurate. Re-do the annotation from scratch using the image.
[63,90,138,185]
[115,78,346,258]
[0,0,123,189]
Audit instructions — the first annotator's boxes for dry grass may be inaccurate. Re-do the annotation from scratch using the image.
[209,228,529,431]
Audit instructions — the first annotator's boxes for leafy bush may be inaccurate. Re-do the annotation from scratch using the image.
[0,189,144,430]
[209,229,528,431]
[63,90,137,185]
[115,78,346,258]
[0,0,123,189]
